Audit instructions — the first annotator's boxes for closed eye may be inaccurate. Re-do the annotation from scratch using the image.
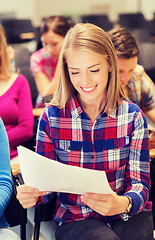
[71,71,79,75]
[90,69,99,72]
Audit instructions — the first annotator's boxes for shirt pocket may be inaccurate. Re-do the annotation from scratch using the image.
[99,135,130,170]
[53,139,83,165]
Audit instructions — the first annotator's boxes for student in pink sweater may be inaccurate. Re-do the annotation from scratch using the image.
[0,24,34,162]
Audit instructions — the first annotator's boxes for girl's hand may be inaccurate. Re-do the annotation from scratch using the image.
[81,193,129,216]
[16,184,47,209]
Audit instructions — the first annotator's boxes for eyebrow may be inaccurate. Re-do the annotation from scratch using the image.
[68,63,101,70]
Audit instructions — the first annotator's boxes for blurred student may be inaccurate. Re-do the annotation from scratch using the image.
[108,27,155,123]
[0,24,34,163]
[108,27,155,149]
[30,16,75,108]
[0,117,20,239]
[17,23,153,240]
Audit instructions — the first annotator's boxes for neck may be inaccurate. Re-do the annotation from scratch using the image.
[77,95,106,125]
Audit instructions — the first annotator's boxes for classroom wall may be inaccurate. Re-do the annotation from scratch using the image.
[0,0,155,26]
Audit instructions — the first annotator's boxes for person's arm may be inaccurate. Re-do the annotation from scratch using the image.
[43,60,60,96]
[7,75,34,147]
[141,71,155,124]
[30,50,59,97]
[33,59,60,97]
[33,72,51,96]
[145,108,155,125]
[0,118,12,217]
[82,109,150,217]
[17,108,55,208]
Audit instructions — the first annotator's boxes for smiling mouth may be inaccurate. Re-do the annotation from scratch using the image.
[81,85,97,92]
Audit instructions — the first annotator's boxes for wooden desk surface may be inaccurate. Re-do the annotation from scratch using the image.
[150,148,155,159]
[11,163,20,176]
[33,108,44,117]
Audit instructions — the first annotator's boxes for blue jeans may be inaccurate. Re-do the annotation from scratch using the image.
[55,211,153,240]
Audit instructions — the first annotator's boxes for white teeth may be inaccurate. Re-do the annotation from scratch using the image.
[82,86,96,91]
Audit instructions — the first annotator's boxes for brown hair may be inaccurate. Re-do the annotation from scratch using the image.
[0,24,10,76]
[108,27,139,59]
[40,16,75,37]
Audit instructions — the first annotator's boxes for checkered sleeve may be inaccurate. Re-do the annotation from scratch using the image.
[121,108,150,220]
[141,71,155,111]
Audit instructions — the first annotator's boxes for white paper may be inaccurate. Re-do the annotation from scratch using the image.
[17,146,114,195]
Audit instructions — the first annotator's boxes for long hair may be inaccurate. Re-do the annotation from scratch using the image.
[40,16,75,37]
[0,24,10,76]
[51,23,126,115]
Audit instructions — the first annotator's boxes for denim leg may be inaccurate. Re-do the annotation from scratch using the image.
[112,211,153,240]
[55,218,120,240]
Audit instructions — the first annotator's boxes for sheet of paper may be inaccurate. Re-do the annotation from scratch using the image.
[17,146,114,195]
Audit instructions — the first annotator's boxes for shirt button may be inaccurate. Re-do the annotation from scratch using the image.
[68,146,71,150]
[91,155,94,159]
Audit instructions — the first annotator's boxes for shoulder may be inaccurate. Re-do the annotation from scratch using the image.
[44,105,61,118]
[15,74,29,85]
[133,64,145,76]
[121,99,143,115]
[13,74,30,93]
[30,48,49,61]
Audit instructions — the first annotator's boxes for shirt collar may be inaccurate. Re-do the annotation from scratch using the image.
[68,93,116,119]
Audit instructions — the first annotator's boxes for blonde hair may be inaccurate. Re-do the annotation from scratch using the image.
[51,23,126,115]
[0,24,11,76]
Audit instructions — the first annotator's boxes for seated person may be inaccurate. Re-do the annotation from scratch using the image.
[0,117,20,240]
[0,24,34,163]
[17,23,153,240]
[30,16,75,108]
[108,27,155,148]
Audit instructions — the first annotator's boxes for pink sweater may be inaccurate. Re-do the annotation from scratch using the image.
[0,74,34,159]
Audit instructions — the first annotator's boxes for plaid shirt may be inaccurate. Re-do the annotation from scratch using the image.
[30,48,58,107]
[36,94,152,226]
[127,64,155,112]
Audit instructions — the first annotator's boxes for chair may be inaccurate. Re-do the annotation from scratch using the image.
[4,173,27,240]
[33,194,57,240]
[14,47,38,107]
[1,19,35,44]
[131,28,151,43]
[118,12,146,29]
[0,12,16,23]
[19,66,38,108]
[138,42,155,83]
[80,14,114,31]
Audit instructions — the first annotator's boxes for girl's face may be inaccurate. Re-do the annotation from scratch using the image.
[41,30,64,60]
[67,50,110,107]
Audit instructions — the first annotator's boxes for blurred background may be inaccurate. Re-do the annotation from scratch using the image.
[0,0,155,108]
[0,0,155,25]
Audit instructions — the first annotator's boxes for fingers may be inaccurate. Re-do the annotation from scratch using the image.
[16,185,47,208]
[80,193,118,216]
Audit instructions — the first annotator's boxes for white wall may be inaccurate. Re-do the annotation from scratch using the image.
[0,0,36,23]
[0,0,155,26]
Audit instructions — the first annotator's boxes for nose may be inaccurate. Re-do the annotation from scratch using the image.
[81,72,92,86]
